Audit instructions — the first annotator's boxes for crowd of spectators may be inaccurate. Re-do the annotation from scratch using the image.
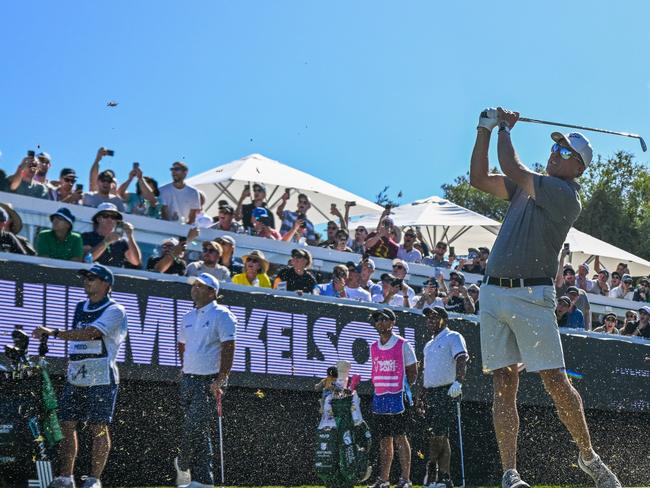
[1,149,649,337]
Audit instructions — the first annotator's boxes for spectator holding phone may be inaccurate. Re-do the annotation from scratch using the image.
[147,228,198,276]
[314,265,349,298]
[414,278,445,310]
[8,153,50,199]
[33,152,53,186]
[236,183,275,231]
[277,190,317,243]
[633,278,650,303]
[159,162,202,224]
[117,164,162,218]
[365,211,399,260]
[82,203,141,268]
[589,270,610,296]
[329,229,353,252]
[50,168,83,204]
[252,207,282,240]
[84,147,125,211]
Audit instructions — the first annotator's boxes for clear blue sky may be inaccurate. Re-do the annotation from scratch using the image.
[2,1,648,206]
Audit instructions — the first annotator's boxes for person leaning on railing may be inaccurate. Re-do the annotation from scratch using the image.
[231,250,272,288]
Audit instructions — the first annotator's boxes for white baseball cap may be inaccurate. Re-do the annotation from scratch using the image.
[190,273,220,293]
[551,132,593,167]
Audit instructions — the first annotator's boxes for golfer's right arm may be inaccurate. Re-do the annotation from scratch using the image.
[470,126,509,199]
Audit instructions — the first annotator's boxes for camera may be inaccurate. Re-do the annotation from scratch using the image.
[75,183,83,192]
[391,278,403,289]
[105,149,115,157]
[27,150,35,158]
[296,212,307,228]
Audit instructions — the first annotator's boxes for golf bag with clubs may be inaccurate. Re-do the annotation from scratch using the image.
[315,392,372,488]
[0,329,63,488]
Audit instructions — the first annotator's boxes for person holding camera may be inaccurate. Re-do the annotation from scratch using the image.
[314,264,349,298]
[51,168,84,204]
[84,148,125,211]
[236,183,275,231]
[414,277,445,310]
[8,153,50,199]
[633,278,650,303]
[32,264,128,488]
[81,203,141,268]
[277,190,317,243]
[417,306,468,488]
[116,164,162,218]
[365,210,399,260]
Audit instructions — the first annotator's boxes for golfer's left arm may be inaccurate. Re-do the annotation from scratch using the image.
[455,354,468,383]
[32,325,103,341]
[496,108,536,198]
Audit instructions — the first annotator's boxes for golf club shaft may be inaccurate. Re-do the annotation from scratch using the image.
[519,117,647,152]
[456,401,465,488]
[218,416,225,488]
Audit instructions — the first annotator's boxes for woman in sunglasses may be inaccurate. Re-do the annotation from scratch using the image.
[231,250,271,288]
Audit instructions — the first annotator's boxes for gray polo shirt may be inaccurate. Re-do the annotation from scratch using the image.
[486,174,581,279]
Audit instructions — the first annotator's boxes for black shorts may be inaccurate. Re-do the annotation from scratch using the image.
[423,385,455,437]
[372,410,409,439]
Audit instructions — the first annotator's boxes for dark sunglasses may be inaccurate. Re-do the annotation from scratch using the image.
[99,214,119,220]
[393,264,405,270]
[625,313,637,319]
[203,248,219,253]
[99,177,113,183]
[247,258,260,264]
[82,275,98,282]
[253,188,264,193]
[468,289,479,294]
[170,167,185,172]
[63,177,77,183]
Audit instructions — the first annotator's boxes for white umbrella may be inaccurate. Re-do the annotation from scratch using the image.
[349,195,501,254]
[186,153,382,225]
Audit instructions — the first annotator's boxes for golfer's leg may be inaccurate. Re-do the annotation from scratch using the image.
[379,436,394,481]
[434,436,451,475]
[192,379,215,485]
[395,434,411,481]
[492,365,520,471]
[428,435,441,471]
[539,368,594,459]
[58,421,78,477]
[88,423,111,479]
[178,375,195,471]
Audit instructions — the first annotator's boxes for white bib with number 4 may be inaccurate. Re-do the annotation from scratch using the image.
[67,358,111,387]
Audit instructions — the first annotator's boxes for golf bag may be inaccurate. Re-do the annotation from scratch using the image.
[315,393,372,488]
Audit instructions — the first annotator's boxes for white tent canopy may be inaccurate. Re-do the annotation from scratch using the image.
[349,196,501,254]
[186,153,383,225]
[350,195,650,276]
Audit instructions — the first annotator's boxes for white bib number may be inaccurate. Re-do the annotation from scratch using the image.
[67,358,111,387]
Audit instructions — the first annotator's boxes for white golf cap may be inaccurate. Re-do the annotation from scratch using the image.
[551,132,593,167]
[190,272,220,293]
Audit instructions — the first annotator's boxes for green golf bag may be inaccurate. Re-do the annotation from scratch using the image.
[315,394,372,488]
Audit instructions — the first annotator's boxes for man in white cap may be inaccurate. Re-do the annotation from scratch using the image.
[175,273,237,488]
[469,107,621,487]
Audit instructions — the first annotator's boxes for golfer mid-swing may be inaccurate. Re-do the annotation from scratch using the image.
[470,107,620,488]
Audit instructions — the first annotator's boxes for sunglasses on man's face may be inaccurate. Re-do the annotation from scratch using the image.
[393,265,405,270]
[605,317,617,323]
[253,188,264,193]
[327,226,337,230]
[170,167,185,172]
[203,248,219,254]
[63,177,77,183]
[247,259,259,264]
[82,275,98,283]
[99,178,113,183]
[552,143,582,164]
[626,314,637,319]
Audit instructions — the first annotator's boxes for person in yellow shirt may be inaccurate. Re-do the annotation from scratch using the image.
[231,250,272,288]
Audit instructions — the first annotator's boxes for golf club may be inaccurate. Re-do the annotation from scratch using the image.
[456,400,466,488]
[519,116,647,152]
[216,391,225,488]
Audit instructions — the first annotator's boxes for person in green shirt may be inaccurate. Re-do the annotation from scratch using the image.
[37,208,83,261]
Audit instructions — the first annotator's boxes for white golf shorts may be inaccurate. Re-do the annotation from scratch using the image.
[479,284,565,373]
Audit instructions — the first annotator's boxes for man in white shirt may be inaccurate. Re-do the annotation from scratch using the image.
[609,274,635,300]
[396,228,423,263]
[344,261,371,301]
[159,162,202,224]
[576,263,594,293]
[417,306,468,488]
[186,240,231,282]
[175,273,237,488]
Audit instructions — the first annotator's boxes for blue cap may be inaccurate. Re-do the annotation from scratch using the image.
[192,273,220,293]
[50,207,76,227]
[78,264,114,286]
[252,207,269,219]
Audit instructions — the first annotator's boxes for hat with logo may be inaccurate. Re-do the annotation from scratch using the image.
[190,273,220,293]
[551,132,593,167]
[78,264,114,286]
[50,207,76,228]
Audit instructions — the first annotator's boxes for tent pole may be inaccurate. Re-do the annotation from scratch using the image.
[311,202,331,223]
[268,187,289,210]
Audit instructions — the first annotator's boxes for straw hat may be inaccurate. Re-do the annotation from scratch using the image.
[242,250,270,273]
[0,203,23,234]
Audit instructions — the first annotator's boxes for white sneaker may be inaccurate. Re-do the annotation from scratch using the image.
[48,477,76,488]
[80,477,101,488]
[174,457,192,487]
[578,453,622,488]
[501,469,530,488]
